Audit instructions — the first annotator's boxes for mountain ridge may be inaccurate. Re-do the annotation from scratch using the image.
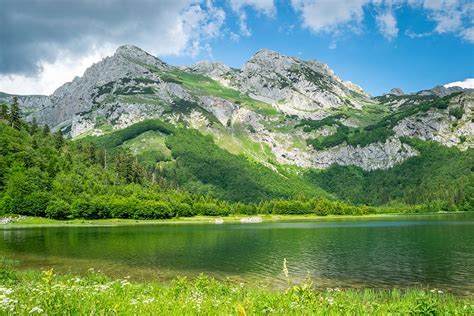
[0,45,472,173]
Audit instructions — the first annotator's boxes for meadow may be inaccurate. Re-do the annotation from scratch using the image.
[1,265,472,315]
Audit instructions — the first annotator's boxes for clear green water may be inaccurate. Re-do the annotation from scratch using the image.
[2,213,474,295]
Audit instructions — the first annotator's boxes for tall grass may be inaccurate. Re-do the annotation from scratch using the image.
[0,266,472,315]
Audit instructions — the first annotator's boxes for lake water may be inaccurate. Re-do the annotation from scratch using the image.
[2,213,474,295]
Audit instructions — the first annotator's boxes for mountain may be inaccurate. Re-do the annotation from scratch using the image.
[0,45,472,205]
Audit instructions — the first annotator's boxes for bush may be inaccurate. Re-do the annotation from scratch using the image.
[134,201,172,219]
[173,203,194,217]
[449,106,464,120]
[46,199,71,220]
[193,202,229,216]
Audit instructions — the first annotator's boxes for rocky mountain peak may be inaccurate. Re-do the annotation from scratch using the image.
[187,61,233,80]
[114,44,167,70]
[417,85,467,97]
[385,88,405,96]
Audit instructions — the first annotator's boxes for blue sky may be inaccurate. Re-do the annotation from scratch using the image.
[1,0,473,95]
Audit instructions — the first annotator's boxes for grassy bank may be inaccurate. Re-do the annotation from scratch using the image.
[0,212,468,228]
[0,268,472,315]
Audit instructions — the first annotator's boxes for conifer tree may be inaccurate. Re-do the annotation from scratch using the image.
[42,124,50,136]
[30,117,39,135]
[54,130,64,150]
[8,96,21,129]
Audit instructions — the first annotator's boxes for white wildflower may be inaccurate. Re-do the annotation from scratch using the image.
[143,298,155,304]
[29,306,44,314]
[0,288,13,295]
[130,299,138,305]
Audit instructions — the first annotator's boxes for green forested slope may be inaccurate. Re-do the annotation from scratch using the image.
[84,120,326,203]
[1,97,472,219]
[307,139,473,210]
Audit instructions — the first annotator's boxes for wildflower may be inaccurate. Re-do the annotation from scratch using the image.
[327,297,335,305]
[93,284,110,292]
[29,306,44,314]
[120,280,131,287]
[143,298,155,304]
[0,288,14,295]
[130,299,138,305]
[283,258,290,286]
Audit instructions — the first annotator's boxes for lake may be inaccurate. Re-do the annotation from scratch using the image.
[2,213,474,295]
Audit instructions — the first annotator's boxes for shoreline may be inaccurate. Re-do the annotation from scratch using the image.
[0,211,470,228]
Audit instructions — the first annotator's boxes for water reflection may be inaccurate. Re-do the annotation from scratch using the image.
[1,213,473,295]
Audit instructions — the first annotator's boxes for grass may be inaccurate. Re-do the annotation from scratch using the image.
[0,267,472,315]
[1,212,468,228]
[157,69,279,116]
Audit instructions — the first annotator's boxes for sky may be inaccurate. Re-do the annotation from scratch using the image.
[0,0,473,96]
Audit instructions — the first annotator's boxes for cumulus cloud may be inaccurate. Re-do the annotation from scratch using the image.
[444,78,474,89]
[0,0,226,94]
[0,0,225,75]
[290,0,473,42]
[229,0,276,36]
[414,0,473,41]
[291,0,369,33]
[376,11,399,40]
[0,46,115,95]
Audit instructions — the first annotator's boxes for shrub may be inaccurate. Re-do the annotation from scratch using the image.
[449,106,464,120]
[134,201,172,219]
[46,199,71,220]
[193,202,229,216]
[173,203,194,217]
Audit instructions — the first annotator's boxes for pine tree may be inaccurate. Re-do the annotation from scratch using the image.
[0,103,8,119]
[42,124,50,136]
[54,130,64,150]
[8,96,21,129]
[30,117,39,135]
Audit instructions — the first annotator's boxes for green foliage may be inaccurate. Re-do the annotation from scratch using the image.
[307,93,459,149]
[0,103,8,119]
[157,69,279,116]
[307,139,474,209]
[83,119,174,149]
[295,114,347,132]
[165,128,322,203]
[8,96,22,130]
[0,269,471,315]
[449,106,464,120]
[45,199,71,220]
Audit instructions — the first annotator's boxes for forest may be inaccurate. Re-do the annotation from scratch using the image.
[0,97,471,220]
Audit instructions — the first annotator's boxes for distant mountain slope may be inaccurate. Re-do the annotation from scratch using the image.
[82,119,327,203]
[1,45,472,174]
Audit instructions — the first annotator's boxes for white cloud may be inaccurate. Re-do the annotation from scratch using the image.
[229,0,276,37]
[417,0,473,41]
[290,0,473,42]
[0,46,114,95]
[376,11,399,39]
[461,26,474,42]
[0,1,226,95]
[444,78,474,89]
[291,0,370,33]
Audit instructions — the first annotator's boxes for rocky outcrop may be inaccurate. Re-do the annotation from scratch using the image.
[186,61,235,86]
[310,138,418,171]
[416,85,468,97]
[393,92,473,149]
[227,49,369,118]
[384,88,404,96]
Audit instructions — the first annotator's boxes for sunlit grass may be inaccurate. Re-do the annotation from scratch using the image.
[158,69,279,116]
[0,267,472,315]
